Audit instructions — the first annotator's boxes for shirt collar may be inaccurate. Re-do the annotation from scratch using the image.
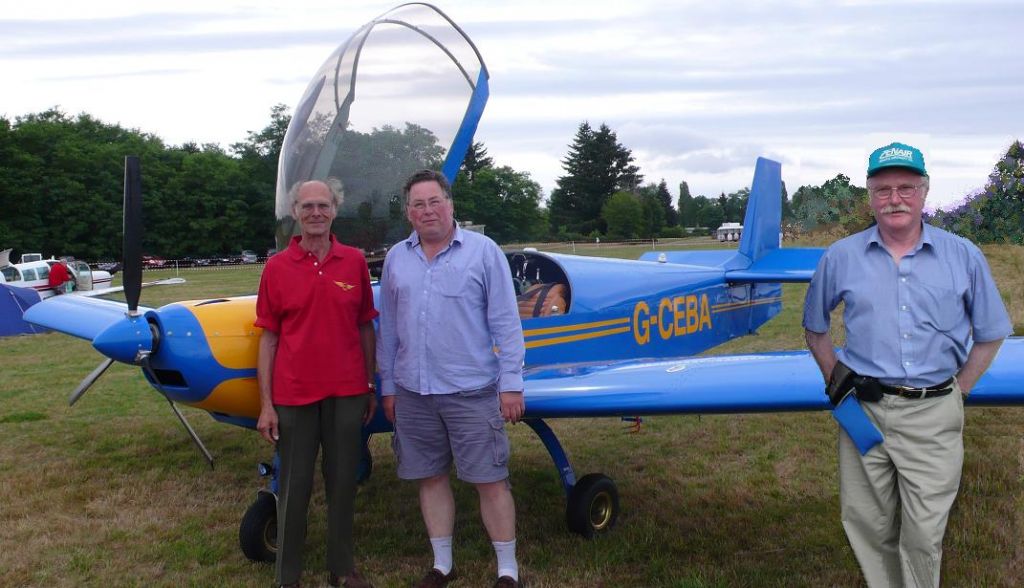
[404,221,464,250]
[287,234,345,262]
[864,221,933,253]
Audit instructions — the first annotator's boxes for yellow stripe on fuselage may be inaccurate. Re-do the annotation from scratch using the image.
[523,317,629,337]
[192,376,261,418]
[525,326,632,349]
[178,297,260,370]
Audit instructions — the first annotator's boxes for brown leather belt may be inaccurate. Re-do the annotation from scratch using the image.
[879,377,955,399]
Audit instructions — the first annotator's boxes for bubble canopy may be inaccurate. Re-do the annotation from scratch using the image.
[274,2,489,254]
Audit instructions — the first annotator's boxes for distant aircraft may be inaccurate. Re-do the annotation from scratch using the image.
[22,1,1024,565]
[1,249,114,297]
[0,248,183,299]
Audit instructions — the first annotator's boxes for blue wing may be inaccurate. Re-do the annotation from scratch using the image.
[523,337,1024,417]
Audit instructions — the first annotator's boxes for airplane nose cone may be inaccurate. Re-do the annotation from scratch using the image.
[93,315,154,364]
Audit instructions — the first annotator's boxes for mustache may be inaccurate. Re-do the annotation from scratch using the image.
[880,204,912,214]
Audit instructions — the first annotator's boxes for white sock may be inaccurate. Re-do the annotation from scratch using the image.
[492,539,518,581]
[430,536,453,575]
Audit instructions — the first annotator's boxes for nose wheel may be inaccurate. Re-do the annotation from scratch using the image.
[566,473,619,537]
[239,490,277,563]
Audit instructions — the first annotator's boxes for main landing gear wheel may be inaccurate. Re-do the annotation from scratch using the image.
[566,473,619,537]
[239,491,277,563]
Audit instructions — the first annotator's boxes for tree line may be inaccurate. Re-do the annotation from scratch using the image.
[2,107,1020,262]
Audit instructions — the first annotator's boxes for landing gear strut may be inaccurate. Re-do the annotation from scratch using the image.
[524,419,620,537]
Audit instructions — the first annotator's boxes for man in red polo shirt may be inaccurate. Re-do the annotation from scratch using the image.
[48,258,75,294]
[256,179,378,588]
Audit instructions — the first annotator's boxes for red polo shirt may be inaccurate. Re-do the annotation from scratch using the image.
[48,262,71,289]
[255,235,378,406]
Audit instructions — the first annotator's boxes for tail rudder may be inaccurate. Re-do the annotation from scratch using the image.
[737,157,782,264]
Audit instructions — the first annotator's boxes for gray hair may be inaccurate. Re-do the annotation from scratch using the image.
[288,178,344,208]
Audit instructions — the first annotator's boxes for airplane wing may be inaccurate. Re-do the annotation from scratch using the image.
[523,337,1024,417]
[76,277,186,298]
[23,294,153,341]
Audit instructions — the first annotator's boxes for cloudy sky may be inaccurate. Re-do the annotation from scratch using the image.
[3,0,1021,209]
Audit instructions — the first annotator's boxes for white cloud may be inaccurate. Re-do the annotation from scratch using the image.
[1,0,1021,210]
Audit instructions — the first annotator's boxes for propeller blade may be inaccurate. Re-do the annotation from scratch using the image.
[139,354,214,468]
[68,357,116,406]
[122,156,143,314]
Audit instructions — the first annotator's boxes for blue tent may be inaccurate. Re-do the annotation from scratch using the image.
[1,284,45,336]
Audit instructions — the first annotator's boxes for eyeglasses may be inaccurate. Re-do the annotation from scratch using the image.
[408,198,448,212]
[869,183,924,200]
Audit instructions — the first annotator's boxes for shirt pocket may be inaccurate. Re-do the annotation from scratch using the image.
[917,282,962,332]
[440,262,468,297]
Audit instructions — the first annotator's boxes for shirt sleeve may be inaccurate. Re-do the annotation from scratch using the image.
[357,257,379,325]
[254,261,280,333]
[965,246,1013,342]
[802,249,837,334]
[483,242,525,392]
[375,252,399,396]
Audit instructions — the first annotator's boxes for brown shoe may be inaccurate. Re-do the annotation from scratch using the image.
[493,576,519,588]
[329,569,374,588]
[415,567,457,588]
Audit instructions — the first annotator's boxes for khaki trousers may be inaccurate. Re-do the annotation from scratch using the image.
[838,383,964,588]
[275,394,369,585]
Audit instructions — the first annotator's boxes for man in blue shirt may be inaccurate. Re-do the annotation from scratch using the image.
[377,169,526,588]
[803,142,1012,587]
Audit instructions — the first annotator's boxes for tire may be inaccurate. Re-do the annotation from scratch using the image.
[566,473,619,537]
[239,491,277,563]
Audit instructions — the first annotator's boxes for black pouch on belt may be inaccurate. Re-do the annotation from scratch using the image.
[852,375,885,402]
[827,360,858,407]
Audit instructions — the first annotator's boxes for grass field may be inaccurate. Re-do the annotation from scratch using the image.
[1,242,1023,587]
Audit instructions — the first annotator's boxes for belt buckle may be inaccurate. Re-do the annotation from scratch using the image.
[897,385,927,399]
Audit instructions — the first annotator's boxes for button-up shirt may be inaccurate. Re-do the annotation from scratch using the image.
[376,225,525,396]
[803,223,1012,387]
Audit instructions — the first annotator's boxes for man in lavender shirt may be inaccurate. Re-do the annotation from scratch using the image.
[377,169,526,588]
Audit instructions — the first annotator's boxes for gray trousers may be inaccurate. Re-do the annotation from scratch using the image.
[275,394,369,585]
[839,383,964,588]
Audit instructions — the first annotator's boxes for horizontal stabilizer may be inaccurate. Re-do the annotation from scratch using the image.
[523,338,1024,418]
[23,295,152,341]
[724,248,824,283]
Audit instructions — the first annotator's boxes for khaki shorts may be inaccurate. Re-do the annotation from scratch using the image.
[392,385,510,484]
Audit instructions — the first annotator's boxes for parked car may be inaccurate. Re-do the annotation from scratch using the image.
[142,255,166,268]
[241,250,258,264]
[96,261,121,274]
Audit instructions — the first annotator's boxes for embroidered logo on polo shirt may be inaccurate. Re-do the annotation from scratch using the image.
[334,281,354,291]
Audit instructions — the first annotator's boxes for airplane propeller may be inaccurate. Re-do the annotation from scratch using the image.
[67,156,214,468]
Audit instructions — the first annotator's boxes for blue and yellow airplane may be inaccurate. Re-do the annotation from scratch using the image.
[23,2,1024,563]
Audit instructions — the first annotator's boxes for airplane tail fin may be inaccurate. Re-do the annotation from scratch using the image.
[640,156,822,282]
[737,157,782,264]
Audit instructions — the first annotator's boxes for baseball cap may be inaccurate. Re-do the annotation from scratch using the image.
[867,142,927,177]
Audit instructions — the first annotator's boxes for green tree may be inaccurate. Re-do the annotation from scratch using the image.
[651,179,677,226]
[548,122,642,235]
[790,174,868,232]
[636,183,667,237]
[930,140,1024,244]
[453,165,545,243]
[677,180,695,227]
[460,141,494,183]
[690,195,724,231]
[601,191,644,239]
